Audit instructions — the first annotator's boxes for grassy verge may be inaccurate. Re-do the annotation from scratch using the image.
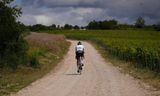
[0,32,70,96]
[91,41,160,89]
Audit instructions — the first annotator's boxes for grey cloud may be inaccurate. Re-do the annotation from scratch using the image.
[21,0,101,8]
[20,7,103,26]
[18,0,160,25]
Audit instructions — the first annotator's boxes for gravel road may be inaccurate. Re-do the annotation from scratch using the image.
[11,40,159,96]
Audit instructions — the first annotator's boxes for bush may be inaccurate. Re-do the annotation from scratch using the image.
[153,24,160,31]
[29,55,39,68]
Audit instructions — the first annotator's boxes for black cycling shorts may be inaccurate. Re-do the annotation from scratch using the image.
[76,51,84,60]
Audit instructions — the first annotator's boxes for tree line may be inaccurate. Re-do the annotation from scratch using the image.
[27,17,160,31]
[27,24,84,31]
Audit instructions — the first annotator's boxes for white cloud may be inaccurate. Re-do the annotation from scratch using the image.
[35,15,51,25]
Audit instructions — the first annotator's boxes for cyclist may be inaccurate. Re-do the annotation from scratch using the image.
[75,41,85,72]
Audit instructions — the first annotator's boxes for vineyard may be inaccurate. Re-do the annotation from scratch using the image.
[47,30,160,73]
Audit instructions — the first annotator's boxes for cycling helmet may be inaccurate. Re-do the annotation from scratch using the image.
[78,41,82,45]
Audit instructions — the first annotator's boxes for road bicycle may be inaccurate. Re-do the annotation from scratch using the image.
[77,56,83,74]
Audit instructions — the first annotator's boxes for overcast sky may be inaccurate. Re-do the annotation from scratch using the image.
[14,0,160,26]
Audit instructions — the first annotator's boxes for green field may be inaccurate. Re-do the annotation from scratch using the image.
[47,30,160,73]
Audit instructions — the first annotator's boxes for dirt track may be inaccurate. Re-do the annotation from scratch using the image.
[11,40,159,96]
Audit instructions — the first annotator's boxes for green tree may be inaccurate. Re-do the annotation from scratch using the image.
[64,24,72,29]
[87,20,100,29]
[87,19,118,29]
[30,24,48,31]
[135,17,145,28]
[50,24,56,29]
[100,20,117,29]
[0,0,27,69]
[73,25,80,29]
[153,22,160,31]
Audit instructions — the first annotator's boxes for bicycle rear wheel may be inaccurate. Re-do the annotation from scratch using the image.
[77,57,83,74]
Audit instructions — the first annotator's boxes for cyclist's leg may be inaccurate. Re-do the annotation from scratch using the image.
[77,54,81,72]
[77,58,79,73]
[76,52,79,66]
[78,56,82,70]
[80,53,84,66]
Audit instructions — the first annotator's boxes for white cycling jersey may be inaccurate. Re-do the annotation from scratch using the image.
[75,45,84,52]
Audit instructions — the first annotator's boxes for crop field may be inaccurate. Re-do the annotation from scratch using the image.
[47,30,160,73]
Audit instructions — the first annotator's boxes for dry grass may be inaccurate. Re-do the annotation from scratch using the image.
[25,32,67,53]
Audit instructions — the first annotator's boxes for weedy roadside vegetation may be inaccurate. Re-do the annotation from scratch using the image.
[0,32,70,95]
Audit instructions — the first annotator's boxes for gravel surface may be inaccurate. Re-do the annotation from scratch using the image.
[11,40,159,96]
